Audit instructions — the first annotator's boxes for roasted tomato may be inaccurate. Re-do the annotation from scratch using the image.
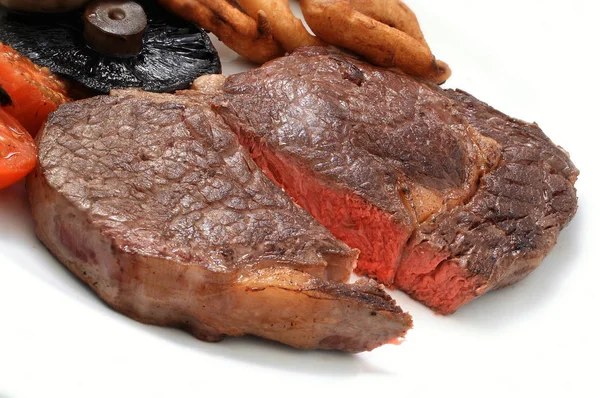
[0,107,37,189]
[0,43,70,136]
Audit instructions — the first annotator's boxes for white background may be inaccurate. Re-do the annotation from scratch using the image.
[1,0,599,397]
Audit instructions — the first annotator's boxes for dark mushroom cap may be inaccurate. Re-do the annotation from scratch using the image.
[0,1,221,93]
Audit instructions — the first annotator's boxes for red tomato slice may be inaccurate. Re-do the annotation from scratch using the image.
[0,43,70,137]
[0,108,37,189]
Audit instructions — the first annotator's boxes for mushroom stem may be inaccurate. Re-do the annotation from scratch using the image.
[83,0,147,58]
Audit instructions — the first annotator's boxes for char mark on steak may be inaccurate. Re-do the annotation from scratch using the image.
[211,47,578,314]
[27,83,412,352]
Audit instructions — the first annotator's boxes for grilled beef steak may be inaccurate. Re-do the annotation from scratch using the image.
[27,84,412,352]
[212,47,579,314]
[29,46,578,349]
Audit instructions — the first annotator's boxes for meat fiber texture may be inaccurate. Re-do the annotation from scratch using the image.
[27,82,412,353]
[211,47,579,315]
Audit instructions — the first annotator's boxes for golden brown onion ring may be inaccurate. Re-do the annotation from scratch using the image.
[349,0,429,51]
[237,0,325,52]
[157,0,284,64]
[300,0,450,83]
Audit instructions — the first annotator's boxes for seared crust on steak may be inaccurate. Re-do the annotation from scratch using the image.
[397,89,579,311]
[28,88,412,352]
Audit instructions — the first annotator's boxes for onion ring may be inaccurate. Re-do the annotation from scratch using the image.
[159,0,451,83]
[349,0,429,51]
[237,0,325,52]
[157,0,284,63]
[300,0,450,83]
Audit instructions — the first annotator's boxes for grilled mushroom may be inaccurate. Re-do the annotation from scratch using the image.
[0,0,221,93]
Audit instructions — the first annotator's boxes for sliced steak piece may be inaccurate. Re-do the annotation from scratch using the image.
[27,85,412,352]
[213,47,578,314]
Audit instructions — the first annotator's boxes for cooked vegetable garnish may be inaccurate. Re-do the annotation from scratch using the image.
[236,0,324,53]
[159,0,450,83]
[300,0,450,84]
[0,2,221,93]
[0,108,37,189]
[0,43,70,136]
[158,0,284,64]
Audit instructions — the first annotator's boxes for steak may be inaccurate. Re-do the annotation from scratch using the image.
[27,82,412,353]
[212,47,579,314]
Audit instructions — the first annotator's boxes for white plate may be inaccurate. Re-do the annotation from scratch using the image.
[1,1,599,397]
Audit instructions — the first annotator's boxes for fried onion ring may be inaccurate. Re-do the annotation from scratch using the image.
[159,0,451,83]
[158,0,284,63]
[300,0,450,83]
[237,0,325,52]
[349,0,429,51]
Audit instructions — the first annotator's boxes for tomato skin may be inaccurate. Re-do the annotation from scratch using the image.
[0,108,37,189]
[0,43,70,137]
